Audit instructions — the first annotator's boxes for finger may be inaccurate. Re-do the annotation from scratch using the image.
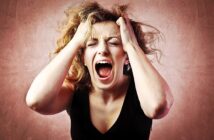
[117,16,139,48]
[123,14,136,35]
[116,17,128,39]
[123,14,132,29]
[116,17,126,28]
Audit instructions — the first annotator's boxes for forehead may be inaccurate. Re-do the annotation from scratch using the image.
[91,21,120,38]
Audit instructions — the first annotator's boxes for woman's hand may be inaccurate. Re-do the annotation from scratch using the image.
[117,15,173,119]
[70,20,90,48]
[116,15,139,52]
[25,20,92,115]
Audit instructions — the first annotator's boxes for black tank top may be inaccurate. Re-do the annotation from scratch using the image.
[67,82,152,140]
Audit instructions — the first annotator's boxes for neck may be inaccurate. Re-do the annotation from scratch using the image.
[90,79,130,105]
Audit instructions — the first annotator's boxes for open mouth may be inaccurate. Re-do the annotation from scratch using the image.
[95,61,112,78]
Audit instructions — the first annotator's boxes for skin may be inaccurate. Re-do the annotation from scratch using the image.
[84,21,129,92]
[26,16,173,134]
[117,16,174,119]
[84,21,130,133]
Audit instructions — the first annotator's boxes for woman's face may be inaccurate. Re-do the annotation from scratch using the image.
[84,21,128,91]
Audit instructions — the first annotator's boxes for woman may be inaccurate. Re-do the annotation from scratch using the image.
[26,2,173,140]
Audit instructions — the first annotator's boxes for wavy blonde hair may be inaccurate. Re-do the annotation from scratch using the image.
[54,1,160,90]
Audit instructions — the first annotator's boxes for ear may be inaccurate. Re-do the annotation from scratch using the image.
[123,55,131,75]
[124,55,129,65]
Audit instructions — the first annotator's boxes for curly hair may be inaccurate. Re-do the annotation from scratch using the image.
[53,1,160,90]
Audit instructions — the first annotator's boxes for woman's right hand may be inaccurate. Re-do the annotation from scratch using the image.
[70,21,90,48]
[25,20,91,115]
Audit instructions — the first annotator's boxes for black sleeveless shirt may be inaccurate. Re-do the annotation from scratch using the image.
[67,82,152,140]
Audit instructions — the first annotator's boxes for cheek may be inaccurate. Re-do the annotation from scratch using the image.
[84,55,91,65]
[84,49,94,65]
[113,49,126,61]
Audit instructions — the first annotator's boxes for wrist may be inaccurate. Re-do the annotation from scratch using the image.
[67,38,85,50]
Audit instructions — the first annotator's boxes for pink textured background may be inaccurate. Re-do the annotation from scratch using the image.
[0,0,213,139]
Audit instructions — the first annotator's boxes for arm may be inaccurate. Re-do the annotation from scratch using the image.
[25,22,88,115]
[117,17,173,119]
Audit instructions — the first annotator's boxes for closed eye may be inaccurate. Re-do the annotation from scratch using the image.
[87,43,96,47]
[108,37,121,46]
[108,41,121,46]
[109,42,120,46]
[86,40,97,47]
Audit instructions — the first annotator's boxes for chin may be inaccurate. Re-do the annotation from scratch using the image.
[92,76,128,92]
[92,81,115,91]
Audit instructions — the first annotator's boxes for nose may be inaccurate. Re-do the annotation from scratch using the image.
[97,41,109,56]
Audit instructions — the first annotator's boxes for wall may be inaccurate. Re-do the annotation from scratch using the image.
[0,0,213,139]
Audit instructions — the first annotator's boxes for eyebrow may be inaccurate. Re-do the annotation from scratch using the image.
[88,36,121,41]
[107,36,121,41]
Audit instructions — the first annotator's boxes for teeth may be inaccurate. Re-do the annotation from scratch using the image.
[96,61,111,64]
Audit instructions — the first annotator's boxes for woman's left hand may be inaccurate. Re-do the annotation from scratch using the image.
[116,15,139,52]
[117,15,173,119]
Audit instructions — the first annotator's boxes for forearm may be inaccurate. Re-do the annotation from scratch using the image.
[26,39,80,109]
[126,44,173,118]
